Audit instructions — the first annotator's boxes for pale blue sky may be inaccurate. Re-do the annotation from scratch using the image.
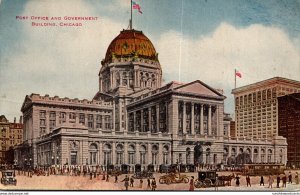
[0,0,300,121]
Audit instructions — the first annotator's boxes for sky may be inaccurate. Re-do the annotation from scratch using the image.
[0,0,299,121]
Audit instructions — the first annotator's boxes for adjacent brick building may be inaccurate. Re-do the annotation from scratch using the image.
[0,115,23,164]
[278,93,300,168]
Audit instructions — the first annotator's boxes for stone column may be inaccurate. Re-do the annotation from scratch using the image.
[258,146,261,162]
[147,143,151,164]
[93,114,97,130]
[208,105,212,136]
[97,142,104,165]
[148,107,151,132]
[124,143,128,165]
[251,147,254,163]
[200,104,204,135]
[102,114,105,130]
[141,109,144,132]
[56,111,60,127]
[191,103,195,135]
[136,143,140,164]
[46,110,50,133]
[133,111,136,132]
[156,105,159,132]
[228,145,232,157]
[183,102,186,134]
[112,142,116,165]
[158,143,163,165]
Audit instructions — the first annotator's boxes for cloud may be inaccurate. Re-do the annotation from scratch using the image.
[1,0,299,120]
[0,0,124,120]
[156,23,300,113]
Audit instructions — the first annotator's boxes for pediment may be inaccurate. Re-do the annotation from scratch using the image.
[174,80,224,98]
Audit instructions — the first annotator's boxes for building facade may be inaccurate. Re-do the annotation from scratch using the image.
[0,115,23,164]
[16,29,288,170]
[278,93,300,168]
[232,77,300,139]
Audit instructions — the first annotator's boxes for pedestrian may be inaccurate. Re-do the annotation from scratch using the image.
[139,179,143,188]
[268,175,273,188]
[115,175,118,183]
[288,172,292,184]
[147,178,151,189]
[189,176,194,191]
[106,173,109,182]
[122,175,130,191]
[295,172,299,185]
[246,175,251,187]
[130,177,134,187]
[276,175,280,188]
[90,171,93,180]
[102,173,106,180]
[235,174,240,187]
[151,178,157,191]
[282,174,287,188]
[260,175,264,186]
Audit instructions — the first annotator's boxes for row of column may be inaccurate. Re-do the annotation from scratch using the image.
[129,104,166,133]
[180,101,217,136]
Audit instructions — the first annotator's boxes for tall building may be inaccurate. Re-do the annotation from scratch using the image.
[278,93,300,168]
[0,115,23,164]
[232,77,300,139]
[15,29,288,170]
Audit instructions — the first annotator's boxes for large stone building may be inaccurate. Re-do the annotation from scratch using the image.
[232,77,300,139]
[278,93,300,168]
[16,29,288,170]
[0,115,23,164]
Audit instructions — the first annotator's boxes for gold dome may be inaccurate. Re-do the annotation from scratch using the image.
[104,29,157,63]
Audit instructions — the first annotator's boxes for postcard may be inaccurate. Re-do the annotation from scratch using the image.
[0,0,299,193]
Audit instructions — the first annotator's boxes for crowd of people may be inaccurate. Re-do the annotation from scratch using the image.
[11,165,300,191]
[233,171,299,189]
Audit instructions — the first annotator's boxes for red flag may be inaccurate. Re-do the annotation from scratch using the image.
[132,1,142,14]
[236,71,242,78]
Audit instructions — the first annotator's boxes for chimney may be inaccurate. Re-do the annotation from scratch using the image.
[19,116,23,124]
[14,117,16,123]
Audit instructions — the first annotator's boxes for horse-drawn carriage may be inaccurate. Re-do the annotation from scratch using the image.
[194,170,234,188]
[159,172,189,185]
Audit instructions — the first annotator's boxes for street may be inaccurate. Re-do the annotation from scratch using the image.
[1,170,300,191]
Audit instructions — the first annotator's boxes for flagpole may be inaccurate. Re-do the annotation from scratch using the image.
[130,0,133,29]
[234,69,236,89]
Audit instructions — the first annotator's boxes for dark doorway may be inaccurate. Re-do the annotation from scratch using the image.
[194,143,203,165]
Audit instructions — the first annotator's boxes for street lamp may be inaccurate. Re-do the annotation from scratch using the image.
[51,156,54,165]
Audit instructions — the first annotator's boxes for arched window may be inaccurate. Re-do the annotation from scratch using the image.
[116,144,124,165]
[103,144,112,165]
[89,143,98,165]
[163,145,169,164]
[267,149,272,163]
[261,149,265,163]
[231,148,236,157]
[128,145,135,164]
[139,145,146,165]
[253,148,258,163]
[152,145,158,165]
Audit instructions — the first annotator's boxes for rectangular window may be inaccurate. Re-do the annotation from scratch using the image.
[60,112,66,123]
[105,116,111,129]
[79,113,85,124]
[96,115,102,129]
[40,110,46,118]
[88,114,94,129]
